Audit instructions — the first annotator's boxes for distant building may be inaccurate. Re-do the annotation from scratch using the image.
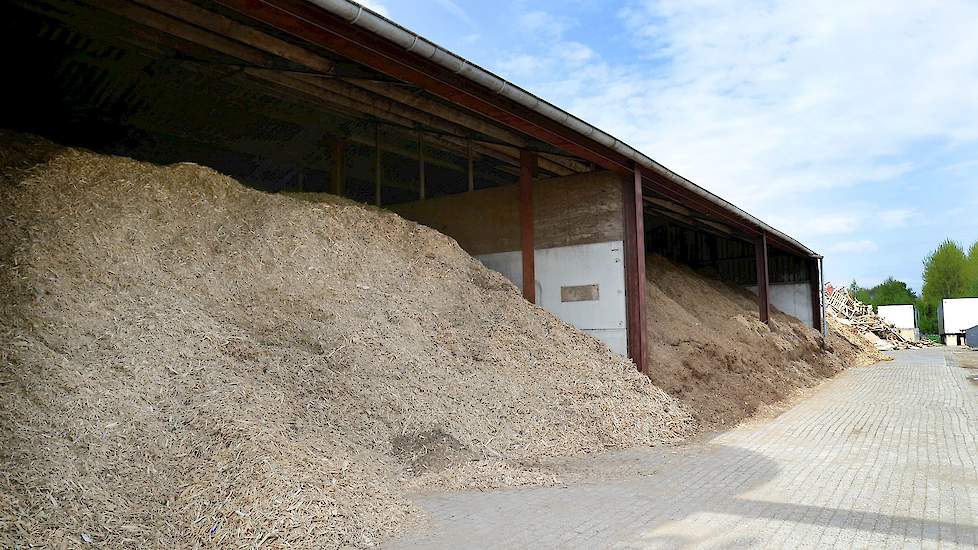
[938,298,978,346]
[966,325,978,347]
[877,304,918,341]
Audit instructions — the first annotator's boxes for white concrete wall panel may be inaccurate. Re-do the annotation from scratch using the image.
[477,241,627,355]
[747,282,814,328]
[878,305,916,330]
[898,328,920,342]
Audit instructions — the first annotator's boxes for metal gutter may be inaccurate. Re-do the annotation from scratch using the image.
[305,0,820,258]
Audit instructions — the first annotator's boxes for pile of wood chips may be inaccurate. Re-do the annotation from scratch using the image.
[644,256,887,429]
[0,131,694,549]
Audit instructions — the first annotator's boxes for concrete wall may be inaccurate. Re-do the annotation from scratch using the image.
[944,334,966,346]
[391,171,623,255]
[478,241,627,354]
[878,304,916,330]
[747,282,814,328]
[390,171,628,355]
[898,328,920,342]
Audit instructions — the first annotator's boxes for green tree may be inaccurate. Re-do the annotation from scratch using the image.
[848,277,917,314]
[849,279,872,305]
[868,277,917,306]
[919,239,969,333]
[966,240,978,296]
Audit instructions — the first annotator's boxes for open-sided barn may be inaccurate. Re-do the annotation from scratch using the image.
[2,0,825,373]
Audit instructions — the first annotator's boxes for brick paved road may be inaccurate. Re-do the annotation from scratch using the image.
[386,349,978,549]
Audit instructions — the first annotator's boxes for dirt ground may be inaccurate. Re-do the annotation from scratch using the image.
[0,132,695,549]
[645,255,885,429]
[953,347,978,370]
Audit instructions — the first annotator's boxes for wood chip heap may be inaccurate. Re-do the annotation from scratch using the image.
[825,285,932,350]
[0,131,695,549]
[645,256,886,429]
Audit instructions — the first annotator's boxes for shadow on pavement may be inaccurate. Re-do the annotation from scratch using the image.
[387,437,977,549]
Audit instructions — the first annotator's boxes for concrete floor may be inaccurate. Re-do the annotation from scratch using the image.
[386,349,978,549]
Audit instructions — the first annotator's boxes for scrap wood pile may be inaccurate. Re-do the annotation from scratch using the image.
[644,255,885,429]
[825,285,931,350]
[0,131,695,549]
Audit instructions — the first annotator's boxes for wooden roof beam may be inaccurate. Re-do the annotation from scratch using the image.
[95,0,582,177]
[130,0,334,73]
[81,0,571,179]
[248,69,559,178]
[348,80,591,173]
[76,0,537,178]
[88,0,286,68]
[143,0,589,174]
[291,74,573,176]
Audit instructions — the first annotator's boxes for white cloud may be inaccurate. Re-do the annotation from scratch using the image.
[517,10,572,37]
[497,11,589,78]
[943,158,978,175]
[357,0,389,17]
[473,1,978,289]
[807,214,862,236]
[433,0,475,26]
[557,42,594,65]
[497,54,544,77]
[827,240,879,254]
[487,1,978,215]
[878,209,914,228]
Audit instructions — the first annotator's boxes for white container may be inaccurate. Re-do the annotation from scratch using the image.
[878,304,916,330]
[939,298,978,335]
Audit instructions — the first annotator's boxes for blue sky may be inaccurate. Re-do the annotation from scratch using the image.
[362,0,978,292]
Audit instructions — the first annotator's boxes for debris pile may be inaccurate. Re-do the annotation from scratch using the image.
[824,285,931,350]
[0,132,694,549]
[645,256,884,429]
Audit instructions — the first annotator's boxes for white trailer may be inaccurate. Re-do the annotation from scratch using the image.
[877,304,918,341]
[938,298,978,346]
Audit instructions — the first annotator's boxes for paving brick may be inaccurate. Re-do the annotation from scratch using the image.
[385,350,978,549]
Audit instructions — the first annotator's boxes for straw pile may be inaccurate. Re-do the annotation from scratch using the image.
[645,255,884,429]
[0,131,694,549]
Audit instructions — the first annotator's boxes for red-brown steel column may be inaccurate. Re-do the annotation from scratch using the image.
[756,233,771,324]
[519,150,537,303]
[623,168,648,373]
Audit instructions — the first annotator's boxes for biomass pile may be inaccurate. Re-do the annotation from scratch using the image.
[826,315,891,364]
[0,131,694,549]
[645,255,883,429]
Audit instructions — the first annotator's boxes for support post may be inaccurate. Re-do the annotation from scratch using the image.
[755,233,770,324]
[809,257,823,333]
[418,131,426,200]
[519,150,536,303]
[331,140,344,196]
[623,168,648,373]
